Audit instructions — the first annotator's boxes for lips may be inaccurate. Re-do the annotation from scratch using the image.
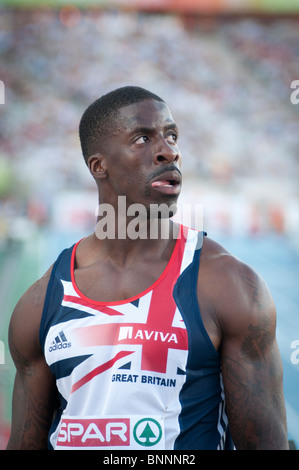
[151,170,182,195]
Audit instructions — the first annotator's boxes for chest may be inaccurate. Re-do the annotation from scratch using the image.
[73,258,169,303]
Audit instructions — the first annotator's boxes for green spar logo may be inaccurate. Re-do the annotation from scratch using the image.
[133,418,162,447]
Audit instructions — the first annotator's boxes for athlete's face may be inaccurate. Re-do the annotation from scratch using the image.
[92,99,182,211]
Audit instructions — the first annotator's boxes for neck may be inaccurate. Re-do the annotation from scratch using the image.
[95,195,179,240]
[93,214,180,266]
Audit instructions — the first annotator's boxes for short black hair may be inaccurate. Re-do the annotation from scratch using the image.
[79,86,165,164]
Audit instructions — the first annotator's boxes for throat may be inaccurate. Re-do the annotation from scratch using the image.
[94,219,179,263]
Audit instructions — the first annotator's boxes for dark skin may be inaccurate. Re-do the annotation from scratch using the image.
[7,99,288,450]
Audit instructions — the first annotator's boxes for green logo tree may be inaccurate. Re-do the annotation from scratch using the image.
[133,418,162,447]
[139,422,157,446]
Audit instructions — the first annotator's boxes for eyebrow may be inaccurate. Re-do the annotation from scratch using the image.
[129,122,179,136]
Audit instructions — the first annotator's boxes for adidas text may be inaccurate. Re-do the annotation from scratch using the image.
[49,342,72,352]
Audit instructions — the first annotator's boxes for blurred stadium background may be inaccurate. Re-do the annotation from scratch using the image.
[0,0,299,449]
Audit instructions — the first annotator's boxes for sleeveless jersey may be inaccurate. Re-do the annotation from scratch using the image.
[40,225,233,450]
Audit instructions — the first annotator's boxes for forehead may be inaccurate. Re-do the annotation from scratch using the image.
[115,99,176,132]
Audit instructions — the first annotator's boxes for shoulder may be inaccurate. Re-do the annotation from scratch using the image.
[199,236,276,338]
[9,266,53,366]
[199,236,258,291]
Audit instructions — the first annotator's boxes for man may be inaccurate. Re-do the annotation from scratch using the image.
[7,86,288,450]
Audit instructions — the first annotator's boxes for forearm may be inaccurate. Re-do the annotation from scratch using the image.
[222,355,288,450]
[7,371,54,450]
[228,409,288,450]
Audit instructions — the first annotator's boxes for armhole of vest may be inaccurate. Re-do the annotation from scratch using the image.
[39,249,68,351]
[192,231,220,356]
[173,230,203,314]
[174,230,219,357]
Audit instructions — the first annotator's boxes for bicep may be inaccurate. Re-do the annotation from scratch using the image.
[220,272,288,449]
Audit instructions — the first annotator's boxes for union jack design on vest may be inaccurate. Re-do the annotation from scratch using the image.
[40,226,233,450]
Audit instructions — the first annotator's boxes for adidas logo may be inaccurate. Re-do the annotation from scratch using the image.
[49,331,71,352]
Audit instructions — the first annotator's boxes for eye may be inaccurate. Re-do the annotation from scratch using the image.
[166,133,178,144]
[134,135,149,145]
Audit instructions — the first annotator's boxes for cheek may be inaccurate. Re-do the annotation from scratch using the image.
[126,172,149,194]
[107,150,152,195]
[110,168,148,198]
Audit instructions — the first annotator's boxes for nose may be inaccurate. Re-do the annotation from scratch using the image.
[153,137,180,165]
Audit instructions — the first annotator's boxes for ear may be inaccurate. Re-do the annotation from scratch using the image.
[87,153,108,179]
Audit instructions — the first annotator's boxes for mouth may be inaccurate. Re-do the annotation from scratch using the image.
[151,170,182,195]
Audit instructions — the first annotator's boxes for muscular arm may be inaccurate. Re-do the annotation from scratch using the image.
[6,269,58,450]
[220,270,288,449]
[199,239,288,450]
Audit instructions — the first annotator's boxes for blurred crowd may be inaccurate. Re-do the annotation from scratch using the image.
[0,8,298,243]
